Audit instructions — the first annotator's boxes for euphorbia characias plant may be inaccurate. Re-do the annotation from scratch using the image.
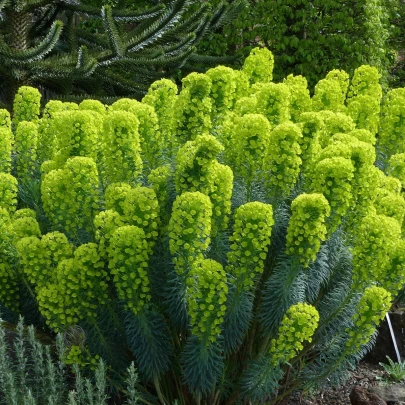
[0,47,404,405]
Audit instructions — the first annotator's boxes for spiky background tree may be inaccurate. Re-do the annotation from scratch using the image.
[0,0,247,107]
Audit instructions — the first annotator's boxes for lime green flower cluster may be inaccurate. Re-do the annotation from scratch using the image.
[168,192,212,275]
[12,86,41,125]
[347,65,382,102]
[148,165,172,226]
[0,173,18,213]
[122,187,160,252]
[206,66,236,117]
[374,191,405,226]
[346,286,391,353]
[0,208,12,255]
[94,210,124,259]
[175,134,223,194]
[52,111,99,168]
[242,47,274,85]
[324,69,350,98]
[37,101,78,163]
[383,241,405,295]
[38,243,108,331]
[208,161,234,236]
[229,114,271,185]
[41,157,100,236]
[0,127,12,173]
[378,89,405,157]
[347,95,380,135]
[142,79,178,153]
[264,122,302,196]
[0,262,19,311]
[286,194,330,267]
[227,202,274,289]
[312,74,347,112]
[101,110,142,185]
[110,99,163,170]
[108,225,151,315]
[0,109,11,129]
[79,99,106,114]
[13,208,36,220]
[317,111,355,147]
[352,214,401,287]
[297,112,323,177]
[64,344,101,370]
[105,182,132,216]
[283,74,312,122]
[233,97,257,116]
[14,121,38,181]
[174,73,212,144]
[254,83,290,125]
[186,259,228,343]
[388,153,405,188]
[11,217,41,242]
[348,129,376,145]
[16,232,72,290]
[311,157,354,232]
[269,303,319,365]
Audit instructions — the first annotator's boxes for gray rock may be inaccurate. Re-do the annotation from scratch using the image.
[350,386,387,405]
[370,385,405,403]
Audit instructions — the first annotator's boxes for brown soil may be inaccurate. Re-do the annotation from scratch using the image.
[282,362,399,405]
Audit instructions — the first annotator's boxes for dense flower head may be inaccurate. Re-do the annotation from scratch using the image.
[12,217,41,242]
[242,47,274,85]
[41,157,100,236]
[263,121,302,196]
[0,109,11,129]
[378,90,405,158]
[234,97,257,116]
[352,213,401,287]
[269,303,319,365]
[254,82,290,125]
[168,192,212,275]
[208,162,233,236]
[79,99,106,114]
[286,193,330,267]
[317,111,355,147]
[14,121,38,181]
[38,243,109,331]
[388,153,405,188]
[311,157,354,232]
[16,232,73,290]
[108,225,151,315]
[13,86,41,125]
[122,186,160,252]
[148,165,172,226]
[312,76,347,112]
[0,262,19,311]
[186,259,228,343]
[347,65,382,101]
[142,79,177,153]
[51,110,99,168]
[94,210,124,259]
[283,74,311,122]
[110,99,162,170]
[374,191,405,226]
[101,110,142,185]
[0,173,18,213]
[297,112,323,176]
[348,129,376,145]
[174,73,212,144]
[104,182,132,216]
[206,66,237,116]
[346,286,391,353]
[227,202,274,289]
[383,241,405,295]
[347,95,380,135]
[175,134,223,194]
[228,114,271,183]
[0,127,12,173]
[13,208,36,220]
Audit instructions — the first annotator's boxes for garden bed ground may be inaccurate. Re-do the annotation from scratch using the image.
[285,362,396,405]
